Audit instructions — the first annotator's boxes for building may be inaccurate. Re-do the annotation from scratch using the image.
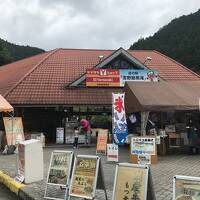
[0,47,199,143]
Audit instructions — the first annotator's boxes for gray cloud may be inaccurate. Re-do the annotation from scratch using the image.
[0,0,200,50]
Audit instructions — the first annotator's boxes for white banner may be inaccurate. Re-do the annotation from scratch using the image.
[107,144,118,162]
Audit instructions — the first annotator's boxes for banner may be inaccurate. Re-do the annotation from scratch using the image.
[112,93,128,145]
[173,175,200,200]
[131,137,156,155]
[112,163,148,200]
[3,117,24,145]
[86,69,158,87]
[96,129,108,154]
[69,156,98,199]
[107,144,119,162]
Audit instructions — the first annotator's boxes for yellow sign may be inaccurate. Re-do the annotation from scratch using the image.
[113,164,148,200]
[3,117,24,145]
[70,157,98,199]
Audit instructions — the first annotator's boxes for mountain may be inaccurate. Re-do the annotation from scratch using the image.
[0,38,45,66]
[130,9,200,73]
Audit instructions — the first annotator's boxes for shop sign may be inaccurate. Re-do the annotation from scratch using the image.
[138,155,151,165]
[112,93,128,145]
[86,69,158,87]
[96,129,108,155]
[173,175,200,200]
[112,163,149,200]
[69,156,99,199]
[56,127,64,144]
[131,137,156,155]
[107,143,118,162]
[44,151,74,200]
[3,117,25,145]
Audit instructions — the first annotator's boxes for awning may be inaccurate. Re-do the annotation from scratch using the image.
[124,81,200,112]
[0,94,14,112]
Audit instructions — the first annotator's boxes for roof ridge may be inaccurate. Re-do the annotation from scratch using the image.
[4,48,59,98]
[58,47,115,51]
[153,50,200,79]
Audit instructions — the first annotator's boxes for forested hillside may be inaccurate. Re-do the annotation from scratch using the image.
[0,38,44,66]
[130,9,200,73]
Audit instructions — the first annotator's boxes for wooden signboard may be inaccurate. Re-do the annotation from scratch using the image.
[173,175,200,200]
[112,163,156,200]
[3,117,24,145]
[44,151,74,200]
[68,155,107,200]
[96,129,108,155]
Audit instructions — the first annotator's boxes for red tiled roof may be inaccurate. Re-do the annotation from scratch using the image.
[0,48,199,105]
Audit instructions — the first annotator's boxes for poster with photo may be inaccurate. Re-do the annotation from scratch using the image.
[112,163,148,200]
[47,151,73,186]
[131,137,156,155]
[69,156,99,199]
[173,175,200,200]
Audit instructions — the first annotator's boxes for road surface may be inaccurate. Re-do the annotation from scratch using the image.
[0,184,20,200]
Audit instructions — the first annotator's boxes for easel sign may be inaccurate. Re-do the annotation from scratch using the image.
[112,163,149,200]
[173,175,200,200]
[107,143,119,162]
[68,155,108,200]
[96,129,108,155]
[44,151,74,200]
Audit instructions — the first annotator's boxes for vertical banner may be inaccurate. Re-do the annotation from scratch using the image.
[96,129,108,155]
[112,93,128,145]
[107,144,119,162]
[3,117,25,145]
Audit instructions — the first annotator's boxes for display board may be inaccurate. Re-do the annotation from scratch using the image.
[138,155,151,165]
[3,117,24,145]
[44,151,74,200]
[112,163,149,200]
[68,155,108,200]
[173,175,200,200]
[131,137,156,155]
[107,143,119,162]
[96,129,108,155]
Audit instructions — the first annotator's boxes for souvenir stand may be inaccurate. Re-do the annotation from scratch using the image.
[124,81,200,160]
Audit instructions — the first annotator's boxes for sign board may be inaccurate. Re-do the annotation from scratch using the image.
[131,137,156,155]
[173,175,200,200]
[68,155,100,199]
[3,117,25,145]
[56,128,64,144]
[107,144,119,162]
[17,143,25,181]
[138,155,151,165]
[44,151,74,200]
[86,69,159,87]
[96,129,108,155]
[112,163,149,200]
[112,93,128,145]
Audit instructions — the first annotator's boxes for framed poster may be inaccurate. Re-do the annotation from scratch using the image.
[44,151,73,200]
[107,143,119,162]
[173,175,200,200]
[68,155,100,199]
[112,163,149,200]
[131,137,156,155]
[3,117,25,145]
[96,129,108,155]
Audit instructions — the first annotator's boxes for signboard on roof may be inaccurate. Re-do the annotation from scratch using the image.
[86,69,158,87]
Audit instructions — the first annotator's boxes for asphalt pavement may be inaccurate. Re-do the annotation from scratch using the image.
[0,184,20,200]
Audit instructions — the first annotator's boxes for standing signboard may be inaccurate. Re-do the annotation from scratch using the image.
[131,137,156,155]
[3,117,24,145]
[68,155,107,200]
[56,128,64,144]
[112,93,128,145]
[138,155,151,165]
[173,175,200,200]
[44,151,74,200]
[107,143,119,162]
[96,129,108,155]
[112,163,149,200]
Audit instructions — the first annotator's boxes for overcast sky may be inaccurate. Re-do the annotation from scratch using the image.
[0,0,200,50]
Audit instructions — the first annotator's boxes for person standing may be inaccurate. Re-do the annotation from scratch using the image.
[73,127,79,149]
[81,119,91,146]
